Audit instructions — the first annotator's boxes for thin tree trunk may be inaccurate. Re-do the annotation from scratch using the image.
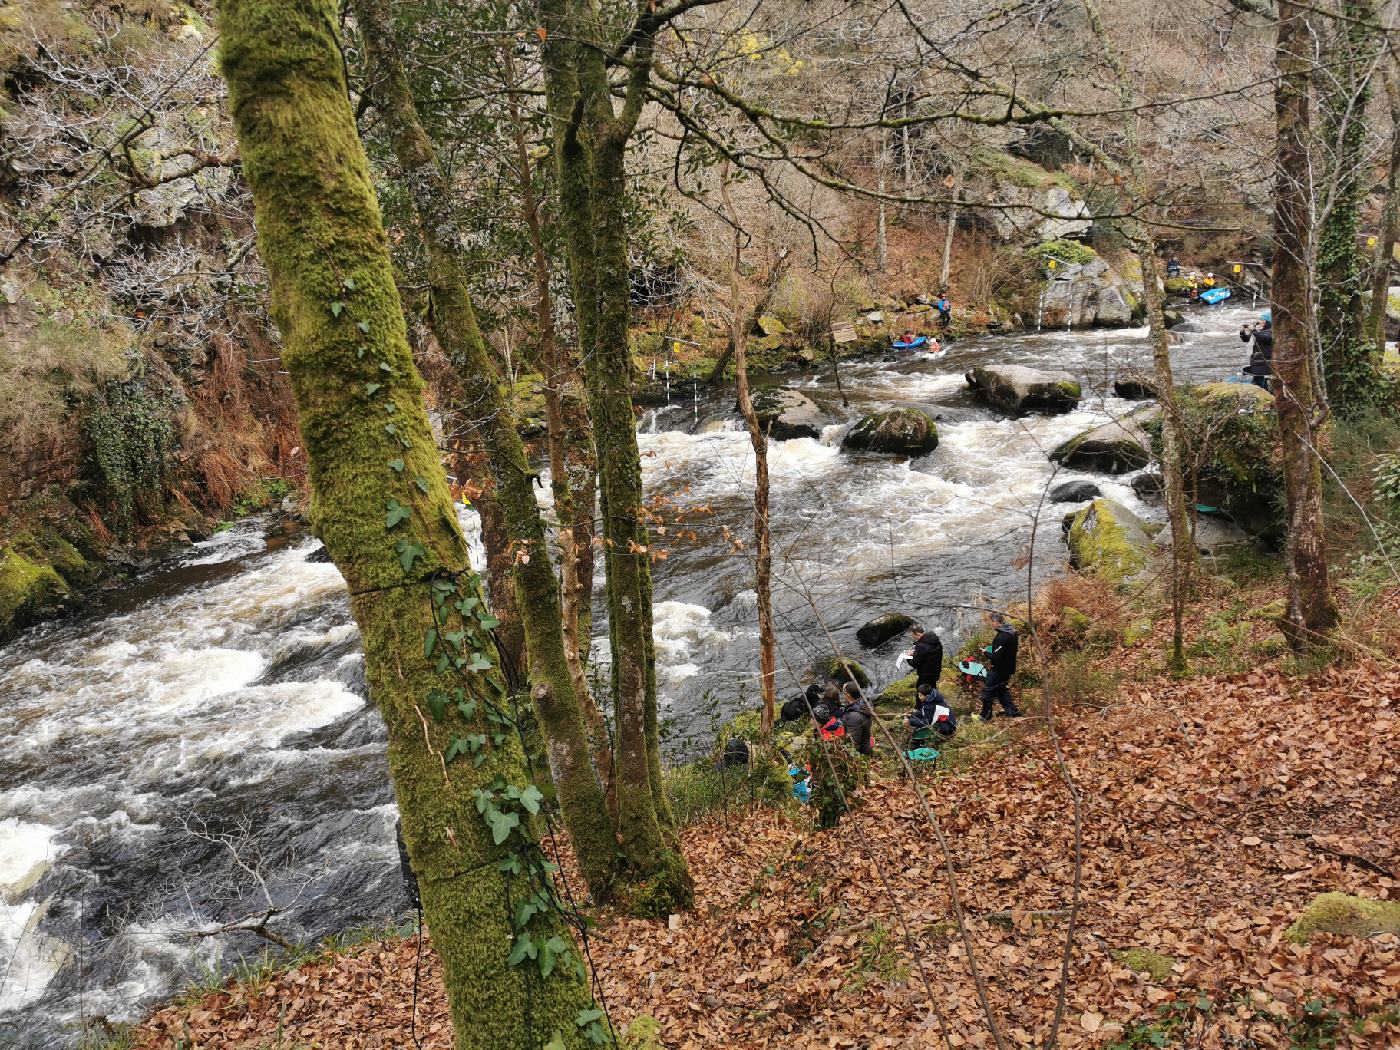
[1274,0,1341,642]
[541,4,693,913]
[719,167,777,742]
[1367,68,1400,358]
[941,170,962,290]
[217,3,595,1045]
[352,0,617,899]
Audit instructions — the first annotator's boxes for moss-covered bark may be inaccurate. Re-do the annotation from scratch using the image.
[350,0,618,902]
[218,3,595,1045]
[541,2,693,912]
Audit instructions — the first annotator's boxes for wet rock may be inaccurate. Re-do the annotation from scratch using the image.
[1049,405,1157,474]
[856,612,914,648]
[1163,308,1185,328]
[1066,498,1152,582]
[747,388,828,441]
[1049,480,1102,503]
[0,546,72,644]
[841,408,939,456]
[1153,514,1250,556]
[1113,378,1158,400]
[1132,473,1165,501]
[966,365,1082,415]
[815,654,870,688]
[1037,256,1137,328]
[305,544,334,564]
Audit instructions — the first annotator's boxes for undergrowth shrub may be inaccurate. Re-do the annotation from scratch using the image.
[85,375,177,532]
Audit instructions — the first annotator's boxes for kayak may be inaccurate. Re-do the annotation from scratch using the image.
[921,347,948,361]
[1199,287,1232,305]
[891,335,927,350]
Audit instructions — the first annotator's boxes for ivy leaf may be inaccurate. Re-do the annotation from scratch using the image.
[342,276,357,291]
[576,1009,605,1028]
[443,629,465,650]
[478,614,501,630]
[385,499,411,528]
[487,808,520,845]
[329,300,344,318]
[388,458,405,473]
[356,346,366,359]
[544,1034,567,1050]
[364,381,381,395]
[383,402,397,414]
[443,735,471,764]
[396,539,426,572]
[507,934,535,967]
[456,697,478,720]
[415,476,430,494]
[520,784,544,815]
[426,688,448,721]
[357,320,371,333]
[378,360,393,373]
[515,900,539,930]
[467,653,493,673]
[384,423,398,436]
[423,628,438,660]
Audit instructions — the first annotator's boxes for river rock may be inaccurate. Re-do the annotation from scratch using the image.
[0,545,71,644]
[305,543,334,564]
[1114,377,1158,400]
[1049,480,1102,503]
[1049,405,1157,474]
[1066,498,1153,582]
[815,654,871,688]
[841,408,939,456]
[1132,473,1165,501]
[1175,382,1282,540]
[856,612,914,648]
[756,314,787,336]
[1163,308,1185,328]
[1154,515,1250,557]
[748,388,826,440]
[1038,257,1136,328]
[965,365,1082,415]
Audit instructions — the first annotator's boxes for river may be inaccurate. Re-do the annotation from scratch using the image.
[0,303,1259,1045]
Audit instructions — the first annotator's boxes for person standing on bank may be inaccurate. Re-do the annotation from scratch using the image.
[980,612,1023,720]
[904,624,944,691]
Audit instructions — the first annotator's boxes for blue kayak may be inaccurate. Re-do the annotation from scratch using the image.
[891,335,927,350]
[1199,287,1232,305]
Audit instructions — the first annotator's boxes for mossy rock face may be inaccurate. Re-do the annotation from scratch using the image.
[966,365,1082,416]
[841,408,938,456]
[1066,498,1152,582]
[815,654,870,688]
[1112,947,1174,982]
[1049,406,1157,475]
[0,545,71,642]
[856,612,915,648]
[755,314,787,336]
[1286,893,1400,944]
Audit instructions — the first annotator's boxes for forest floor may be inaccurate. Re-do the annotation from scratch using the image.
[130,617,1400,1050]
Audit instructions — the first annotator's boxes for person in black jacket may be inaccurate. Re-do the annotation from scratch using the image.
[980,612,1023,719]
[1240,316,1273,391]
[904,624,944,690]
[839,681,874,756]
[908,681,957,739]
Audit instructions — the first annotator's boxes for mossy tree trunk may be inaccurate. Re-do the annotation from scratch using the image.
[219,8,600,1045]
[719,165,777,740]
[1316,0,1381,418]
[1366,67,1400,358]
[1273,0,1340,642]
[350,0,618,901]
[541,0,694,914]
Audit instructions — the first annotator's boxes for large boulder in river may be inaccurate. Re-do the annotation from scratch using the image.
[966,365,1082,415]
[747,388,826,440]
[856,612,914,648]
[1049,480,1102,503]
[842,408,939,456]
[1066,498,1153,582]
[1154,515,1250,557]
[1113,377,1158,400]
[1050,405,1158,474]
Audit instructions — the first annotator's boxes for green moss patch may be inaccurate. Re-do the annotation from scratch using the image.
[1067,499,1151,583]
[1286,893,1400,944]
[1113,947,1175,982]
[0,545,71,641]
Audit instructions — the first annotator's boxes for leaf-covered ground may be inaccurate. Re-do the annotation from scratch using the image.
[133,661,1398,1049]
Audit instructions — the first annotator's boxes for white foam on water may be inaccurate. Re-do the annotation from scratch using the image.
[652,601,734,690]
[0,819,62,901]
[0,897,70,1011]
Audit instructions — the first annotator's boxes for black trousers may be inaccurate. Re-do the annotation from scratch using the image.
[980,671,1019,718]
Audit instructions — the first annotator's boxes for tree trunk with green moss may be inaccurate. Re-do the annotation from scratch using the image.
[1367,68,1400,358]
[350,0,617,902]
[1317,0,1381,417]
[541,1,693,915]
[1273,0,1340,643]
[218,4,598,1045]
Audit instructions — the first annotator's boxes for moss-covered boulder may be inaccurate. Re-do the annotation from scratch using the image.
[0,545,71,642]
[966,365,1081,415]
[755,314,787,336]
[1286,893,1400,944]
[815,654,870,688]
[841,408,938,456]
[856,612,914,648]
[1050,406,1157,475]
[1148,382,1282,540]
[748,388,827,441]
[1066,498,1152,582]
[873,671,919,708]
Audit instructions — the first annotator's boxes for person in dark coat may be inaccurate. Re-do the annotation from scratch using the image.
[980,612,1023,720]
[781,682,824,723]
[838,681,874,756]
[1240,314,1273,391]
[908,681,957,738]
[904,624,944,690]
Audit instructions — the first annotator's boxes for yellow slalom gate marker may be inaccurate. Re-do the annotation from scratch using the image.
[1368,236,1378,248]
[1232,263,1242,273]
